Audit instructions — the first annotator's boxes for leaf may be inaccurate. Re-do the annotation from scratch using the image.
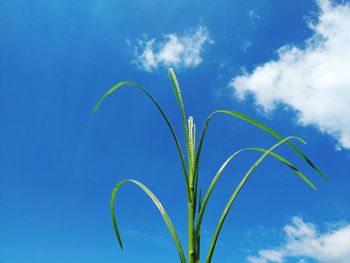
[206,136,313,262]
[216,110,327,181]
[111,179,187,263]
[247,147,315,188]
[194,110,327,188]
[168,68,185,114]
[168,68,194,185]
[195,143,315,243]
[93,81,190,196]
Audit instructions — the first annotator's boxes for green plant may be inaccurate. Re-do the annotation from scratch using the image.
[93,68,326,263]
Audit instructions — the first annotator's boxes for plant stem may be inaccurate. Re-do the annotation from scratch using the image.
[188,188,195,263]
[188,155,195,263]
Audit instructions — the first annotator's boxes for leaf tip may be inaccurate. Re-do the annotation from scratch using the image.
[92,105,99,114]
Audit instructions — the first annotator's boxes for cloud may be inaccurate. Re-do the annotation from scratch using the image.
[248,10,261,26]
[132,26,212,72]
[230,0,350,149]
[247,217,350,263]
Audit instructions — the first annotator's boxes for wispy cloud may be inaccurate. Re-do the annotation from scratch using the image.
[248,10,261,26]
[231,0,350,149]
[247,217,350,263]
[132,26,212,72]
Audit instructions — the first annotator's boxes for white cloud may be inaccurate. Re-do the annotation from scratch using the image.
[247,217,350,263]
[231,0,350,149]
[132,26,212,72]
[248,10,261,26]
[247,250,283,263]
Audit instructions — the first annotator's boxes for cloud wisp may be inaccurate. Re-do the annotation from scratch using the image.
[132,26,212,72]
[248,9,261,26]
[231,0,350,149]
[247,217,350,263]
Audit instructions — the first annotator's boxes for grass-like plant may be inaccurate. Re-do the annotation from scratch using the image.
[93,68,326,263]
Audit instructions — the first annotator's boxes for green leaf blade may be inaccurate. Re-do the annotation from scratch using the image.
[247,147,316,190]
[195,143,315,243]
[205,136,314,262]
[215,110,327,181]
[168,68,192,178]
[92,81,190,198]
[111,179,187,263]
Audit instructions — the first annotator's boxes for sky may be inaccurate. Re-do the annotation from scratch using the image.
[1,0,350,262]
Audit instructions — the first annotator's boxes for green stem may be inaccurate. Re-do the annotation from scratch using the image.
[188,187,195,263]
[188,158,195,262]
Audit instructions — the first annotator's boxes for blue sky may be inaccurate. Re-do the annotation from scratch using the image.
[1,0,350,262]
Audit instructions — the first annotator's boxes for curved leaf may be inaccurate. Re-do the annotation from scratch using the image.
[216,110,326,180]
[246,147,315,188]
[205,136,313,262]
[194,110,327,188]
[195,144,315,242]
[93,81,190,197]
[111,179,186,263]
